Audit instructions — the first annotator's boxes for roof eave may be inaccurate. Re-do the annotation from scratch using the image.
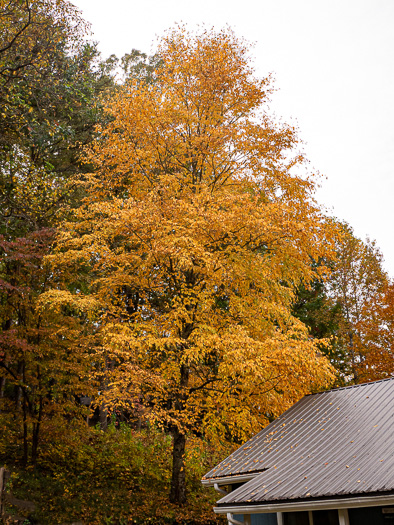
[202,473,259,487]
[214,493,394,515]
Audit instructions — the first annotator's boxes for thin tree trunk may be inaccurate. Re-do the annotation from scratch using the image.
[32,421,40,465]
[31,395,43,465]
[0,467,5,516]
[170,428,187,504]
[0,320,10,400]
[99,356,111,431]
[348,331,359,384]
[99,404,108,431]
[22,397,28,467]
[0,377,5,398]
[15,361,24,408]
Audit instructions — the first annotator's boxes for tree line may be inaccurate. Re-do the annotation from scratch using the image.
[0,1,392,521]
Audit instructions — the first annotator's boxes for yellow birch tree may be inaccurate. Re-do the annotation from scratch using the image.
[48,27,336,504]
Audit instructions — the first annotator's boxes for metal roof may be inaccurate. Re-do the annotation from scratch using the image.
[202,378,394,506]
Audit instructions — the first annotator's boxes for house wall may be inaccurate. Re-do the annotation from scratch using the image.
[234,510,339,525]
[235,513,278,524]
[348,506,394,525]
[311,510,340,525]
[282,512,309,525]
[232,505,394,525]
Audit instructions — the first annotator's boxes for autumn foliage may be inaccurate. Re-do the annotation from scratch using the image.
[48,27,337,504]
[293,222,394,386]
[1,10,393,521]
[325,223,393,383]
[0,0,98,467]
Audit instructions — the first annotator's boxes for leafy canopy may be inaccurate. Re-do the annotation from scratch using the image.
[51,27,336,439]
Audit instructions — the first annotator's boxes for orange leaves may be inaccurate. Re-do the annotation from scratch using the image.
[355,281,394,382]
[87,30,286,203]
[52,27,337,448]
[327,223,392,383]
[156,27,267,124]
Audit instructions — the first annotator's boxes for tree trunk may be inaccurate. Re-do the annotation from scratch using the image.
[99,403,108,431]
[0,320,11,400]
[170,428,187,504]
[0,377,5,398]
[15,361,24,408]
[0,467,5,516]
[169,356,189,504]
[22,397,28,467]
[32,421,40,465]
[99,356,111,431]
[31,395,43,465]
[348,331,359,384]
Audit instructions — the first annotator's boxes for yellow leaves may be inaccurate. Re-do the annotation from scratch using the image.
[38,289,100,321]
[326,222,391,382]
[48,26,339,445]
[88,33,279,199]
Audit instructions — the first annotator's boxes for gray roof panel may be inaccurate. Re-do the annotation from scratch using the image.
[202,378,394,505]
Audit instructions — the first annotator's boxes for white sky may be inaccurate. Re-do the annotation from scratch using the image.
[71,0,394,277]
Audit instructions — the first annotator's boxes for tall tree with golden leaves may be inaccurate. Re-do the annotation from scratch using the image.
[293,222,394,386]
[327,223,389,383]
[49,28,336,504]
[356,281,394,381]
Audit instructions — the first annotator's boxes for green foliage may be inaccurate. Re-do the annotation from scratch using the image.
[292,222,392,385]
[0,0,120,468]
[292,278,348,384]
[1,419,226,524]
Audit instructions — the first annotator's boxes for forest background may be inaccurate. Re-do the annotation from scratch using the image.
[0,1,393,524]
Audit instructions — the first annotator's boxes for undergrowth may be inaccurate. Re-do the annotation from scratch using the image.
[0,416,227,524]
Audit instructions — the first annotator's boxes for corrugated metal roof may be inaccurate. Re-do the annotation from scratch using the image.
[203,378,394,506]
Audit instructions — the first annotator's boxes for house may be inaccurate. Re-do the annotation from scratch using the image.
[202,377,394,525]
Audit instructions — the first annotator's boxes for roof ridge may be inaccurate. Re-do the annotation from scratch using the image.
[307,376,394,396]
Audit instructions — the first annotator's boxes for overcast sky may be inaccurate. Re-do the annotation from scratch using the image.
[71,0,394,277]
